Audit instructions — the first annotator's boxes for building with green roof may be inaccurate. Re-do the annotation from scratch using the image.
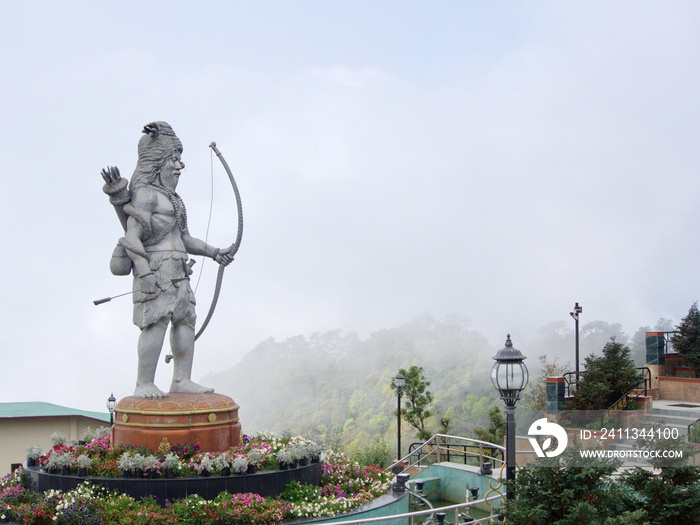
[0,401,110,475]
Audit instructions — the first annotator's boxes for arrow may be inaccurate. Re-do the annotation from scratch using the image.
[93,278,191,306]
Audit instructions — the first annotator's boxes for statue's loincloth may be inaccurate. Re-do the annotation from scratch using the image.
[132,250,196,329]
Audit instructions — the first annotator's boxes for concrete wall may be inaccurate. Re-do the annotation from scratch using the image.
[408,462,503,514]
[0,416,108,475]
[311,492,410,525]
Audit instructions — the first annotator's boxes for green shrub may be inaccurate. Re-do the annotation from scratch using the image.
[280,481,320,503]
[352,439,390,467]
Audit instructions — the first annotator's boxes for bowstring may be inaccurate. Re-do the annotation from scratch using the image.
[194,147,215,293]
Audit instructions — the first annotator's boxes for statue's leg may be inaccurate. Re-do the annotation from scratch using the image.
[169,321,214,394]
[133,318,169,399]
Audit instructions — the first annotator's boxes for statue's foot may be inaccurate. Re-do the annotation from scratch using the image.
[133,383,167,399]
[169,379,215,394]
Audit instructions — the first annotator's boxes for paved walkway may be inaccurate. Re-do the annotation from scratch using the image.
[652,399,700,415]
[649,399,700,432]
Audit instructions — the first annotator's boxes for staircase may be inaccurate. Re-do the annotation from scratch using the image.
[608,400,700,468]
[645,400,700,435]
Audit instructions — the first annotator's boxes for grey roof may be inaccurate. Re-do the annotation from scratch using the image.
[0,402,110,423]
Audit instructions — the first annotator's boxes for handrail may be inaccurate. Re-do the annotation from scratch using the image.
[564,367,650,399]
[316,494,505,525]
[383,435,507,525]
[640,366,651,396]
[389,434,506,472]
[602,368,652,424]
[407,489,434,511]
[562,371,587,397]
[407,440,505,466]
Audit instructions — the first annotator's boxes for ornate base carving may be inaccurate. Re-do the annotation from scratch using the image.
[112,393,241,452]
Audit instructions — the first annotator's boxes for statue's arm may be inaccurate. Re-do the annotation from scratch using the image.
[122,189,157,277]
[124,217,152,276]
[182,231,234,266]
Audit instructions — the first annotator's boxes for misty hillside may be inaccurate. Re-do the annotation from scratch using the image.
[202,312,663,454]
[203,314,503,451]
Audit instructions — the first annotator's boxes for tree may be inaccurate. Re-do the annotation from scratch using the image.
[654,317,675,332]
[580,321,628,357]
[631,318,676,367]
[634,421,695,469]
[473,406,505,445]
[351,439,391,467]
[502,446,630,524]
[618,467,700,525]
[670,302,700,375]
[630,325,651,368]
[438,410,452,435]
[503,444,700,524]
[528,321,573,364]
[390,365,433,440]
[523,355,570,412]
[568,338,640,411]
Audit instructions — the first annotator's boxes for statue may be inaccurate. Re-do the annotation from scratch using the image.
[100,122,240,399]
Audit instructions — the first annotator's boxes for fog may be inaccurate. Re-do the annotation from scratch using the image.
[1,2,698,413]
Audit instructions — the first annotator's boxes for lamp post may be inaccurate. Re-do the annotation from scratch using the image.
[394,373,406,461]
[491,335,528,500]
[569,302,582,386]
[106,393,116,426]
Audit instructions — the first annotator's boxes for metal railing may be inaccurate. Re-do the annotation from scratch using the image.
[407,440,505,469]
[601,368,652,424]
[381,435,507,524]
[563,371,587,397]
[389,434,506,473]
[564,367,650,399]
[315,494,506,525]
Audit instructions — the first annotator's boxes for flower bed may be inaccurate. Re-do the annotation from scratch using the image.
[36,430,323,479]
[4,433,393,524]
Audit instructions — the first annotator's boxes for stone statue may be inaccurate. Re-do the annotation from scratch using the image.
[101,122,234,399]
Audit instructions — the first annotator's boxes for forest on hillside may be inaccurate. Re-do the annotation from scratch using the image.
[202,313,675,459]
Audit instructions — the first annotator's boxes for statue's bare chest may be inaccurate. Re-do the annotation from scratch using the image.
[153,191,176,218]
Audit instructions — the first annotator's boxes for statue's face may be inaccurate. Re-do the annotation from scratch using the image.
[160,150,185,189]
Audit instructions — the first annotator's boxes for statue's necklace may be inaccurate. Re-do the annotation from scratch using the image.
[154,183,188,232]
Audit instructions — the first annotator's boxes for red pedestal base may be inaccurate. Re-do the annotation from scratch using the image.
[112,393,241,453]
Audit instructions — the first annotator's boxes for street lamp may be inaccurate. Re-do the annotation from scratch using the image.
[570,302,583,385]
[106,393,116,426]
[394,373,406,461]
[491,335,528,500]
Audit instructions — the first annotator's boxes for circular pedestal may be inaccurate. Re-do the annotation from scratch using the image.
[113,393,241,452]
[25,461,322,502]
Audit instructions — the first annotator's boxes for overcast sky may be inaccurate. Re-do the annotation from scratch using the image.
[1,1,699,414]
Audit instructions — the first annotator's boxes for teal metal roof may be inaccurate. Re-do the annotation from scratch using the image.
[0,402,110,423]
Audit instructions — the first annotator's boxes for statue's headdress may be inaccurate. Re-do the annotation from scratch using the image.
[138,121,183,161]
[130,121,183,190]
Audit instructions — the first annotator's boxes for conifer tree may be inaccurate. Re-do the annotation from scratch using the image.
[671,302,700,375]
[568,338,640,411]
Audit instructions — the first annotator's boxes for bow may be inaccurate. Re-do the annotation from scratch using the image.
[194,141,244,341]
